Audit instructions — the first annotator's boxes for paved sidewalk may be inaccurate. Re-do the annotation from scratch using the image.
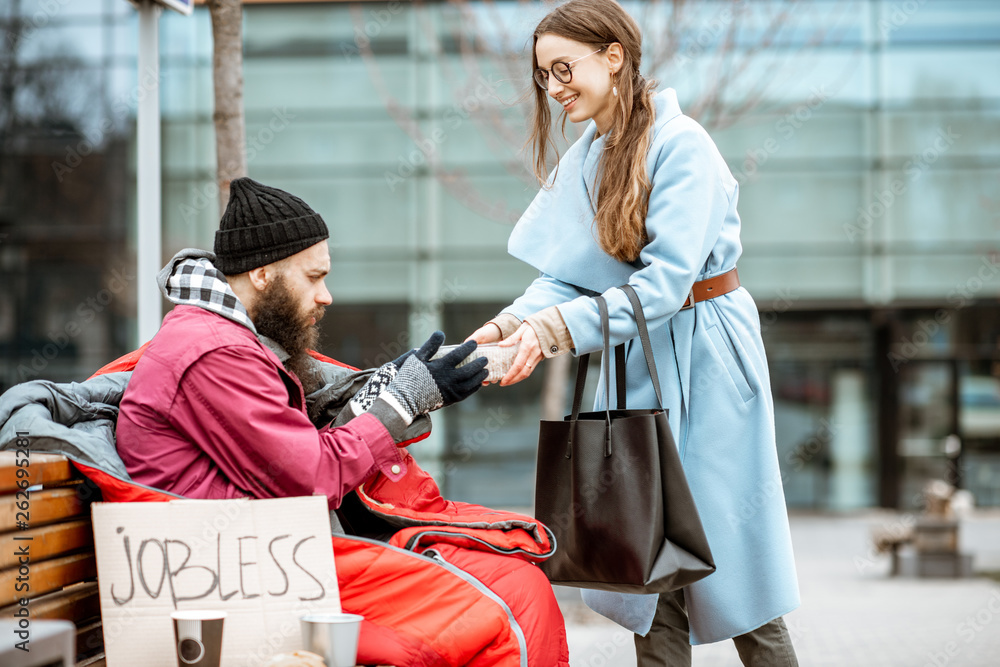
[559,511,1000,667]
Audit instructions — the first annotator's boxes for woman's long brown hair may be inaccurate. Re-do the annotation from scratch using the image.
[529,0,657,263]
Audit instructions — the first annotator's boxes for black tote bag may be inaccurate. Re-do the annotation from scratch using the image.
[534,285,715,593]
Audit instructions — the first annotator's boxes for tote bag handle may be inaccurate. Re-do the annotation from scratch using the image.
[566,285,665,455]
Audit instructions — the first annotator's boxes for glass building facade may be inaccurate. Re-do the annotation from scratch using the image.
[1,0,998,510]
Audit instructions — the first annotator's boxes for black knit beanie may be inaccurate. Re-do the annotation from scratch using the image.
[214,177,329,275]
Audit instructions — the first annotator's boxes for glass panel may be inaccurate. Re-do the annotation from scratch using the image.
[897,362,956,509]
[17,24,106,65]
[884,48,1000,104]
[714,112,867,164]
[244,58,415,112]
[964,450,1000,507]
[326,259,414,304]
[886,0,1000,45]
[885,111,1000,159]
[738,172,866,245]
[960,371,1000,441]
[160,6,213,60]
[317,303,409,370]
[161,62,213,117]
[242,117,413,169]
[892,252,1000,301]
[437,176,528,251]
[764,314,876,510]
[888,170,1000,246]
[0,5,140,393]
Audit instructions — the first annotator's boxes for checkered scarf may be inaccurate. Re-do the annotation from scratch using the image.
[157,249,256,333]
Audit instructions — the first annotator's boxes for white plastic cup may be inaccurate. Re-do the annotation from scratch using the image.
[299,613,363,667]
[171,610,226,667]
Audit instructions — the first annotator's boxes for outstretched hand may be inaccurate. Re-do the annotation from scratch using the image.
[465,323,502,346]
[413,331,488,407]
[498,323,544,386]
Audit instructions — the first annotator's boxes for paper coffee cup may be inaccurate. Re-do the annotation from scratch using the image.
[171,610,226,667]
[300,613,363,667]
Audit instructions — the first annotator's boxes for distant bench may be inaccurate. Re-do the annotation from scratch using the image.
[0,451,105,666]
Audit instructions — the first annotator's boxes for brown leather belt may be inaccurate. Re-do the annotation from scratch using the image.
[681,268,740,310]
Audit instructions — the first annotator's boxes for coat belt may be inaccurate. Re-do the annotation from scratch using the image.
[681,267,740,310]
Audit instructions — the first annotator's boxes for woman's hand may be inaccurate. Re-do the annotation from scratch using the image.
[498,323,544,386]
[465,323,502,345]
[466,323,503,385]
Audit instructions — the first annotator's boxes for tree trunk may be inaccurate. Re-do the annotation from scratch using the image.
[208,0,247,216]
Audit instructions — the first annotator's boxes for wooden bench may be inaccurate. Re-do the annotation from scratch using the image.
[0,451,397,666]
[0,450,105,666]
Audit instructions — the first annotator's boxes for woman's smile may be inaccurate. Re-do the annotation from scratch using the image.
[560,93,580,110]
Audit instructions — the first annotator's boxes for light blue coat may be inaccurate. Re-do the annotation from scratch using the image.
[502,89,800,644]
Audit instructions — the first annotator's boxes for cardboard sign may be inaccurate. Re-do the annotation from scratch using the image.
[92,497,342,667]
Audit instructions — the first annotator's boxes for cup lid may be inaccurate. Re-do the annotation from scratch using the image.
[300,613,363,624]
[171,610,228,620]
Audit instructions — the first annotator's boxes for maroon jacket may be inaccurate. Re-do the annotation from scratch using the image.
[116,305,407,507]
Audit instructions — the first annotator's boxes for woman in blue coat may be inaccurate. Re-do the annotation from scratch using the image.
[467,1,800,664]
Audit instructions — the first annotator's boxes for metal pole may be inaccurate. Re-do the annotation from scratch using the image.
[137,0,162,345]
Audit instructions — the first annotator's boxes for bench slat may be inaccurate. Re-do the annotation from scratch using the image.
[1,552,97,605]
[0,581,100,623]
[75,619,106,661]
[0,451,75,492]
[0,487,86,532]
[0,519,94,569]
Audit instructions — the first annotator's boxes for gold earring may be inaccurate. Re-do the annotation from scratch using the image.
[611,71,618,97]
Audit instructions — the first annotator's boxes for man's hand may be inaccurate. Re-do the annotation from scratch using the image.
[387,332,488,419]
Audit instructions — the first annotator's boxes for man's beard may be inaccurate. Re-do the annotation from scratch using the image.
[251,275,325,392]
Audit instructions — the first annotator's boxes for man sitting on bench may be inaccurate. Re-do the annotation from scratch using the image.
[110,177,570,666]
[117,177,485,504]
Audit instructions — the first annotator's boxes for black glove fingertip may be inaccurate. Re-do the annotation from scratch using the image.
[416,331,446,360]
[454,357,488,380]
[443,339,478,365]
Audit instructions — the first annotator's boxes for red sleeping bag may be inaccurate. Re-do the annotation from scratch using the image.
[81,348,569,666]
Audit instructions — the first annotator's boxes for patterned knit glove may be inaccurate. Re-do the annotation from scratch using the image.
[387,332,488,417]
[357,332,487,441]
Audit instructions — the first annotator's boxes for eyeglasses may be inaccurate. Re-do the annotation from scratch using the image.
[533,46,607,90]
